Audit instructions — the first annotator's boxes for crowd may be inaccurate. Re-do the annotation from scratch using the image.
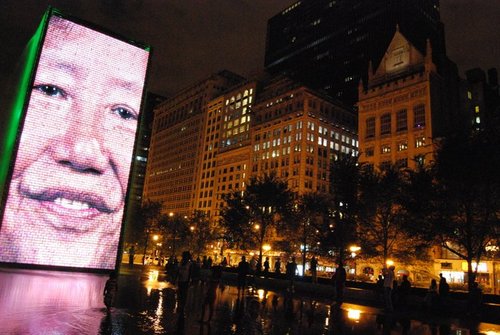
[115,249,485,320]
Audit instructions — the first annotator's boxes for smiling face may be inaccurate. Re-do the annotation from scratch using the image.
[0,16,149,269]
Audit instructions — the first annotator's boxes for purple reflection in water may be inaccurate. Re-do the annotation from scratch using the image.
[0,268,107,334]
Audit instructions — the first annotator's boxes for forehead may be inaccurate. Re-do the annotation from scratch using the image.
[42,16,149,81]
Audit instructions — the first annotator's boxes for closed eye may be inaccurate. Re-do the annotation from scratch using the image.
[33,84,67,98]
[112,106,138,120]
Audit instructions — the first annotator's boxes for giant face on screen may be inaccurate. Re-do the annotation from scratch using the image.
[0,15,149,269]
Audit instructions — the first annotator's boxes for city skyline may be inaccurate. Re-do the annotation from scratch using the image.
[0,1,499,99]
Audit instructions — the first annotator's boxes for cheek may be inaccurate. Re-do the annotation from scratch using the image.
[105,128,136,186]
[12,103,59,178]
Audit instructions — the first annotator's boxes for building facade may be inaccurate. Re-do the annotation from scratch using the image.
[265,0,446,106]
[143,71,245,216]
[461,67,500,131]
[357,30,447,169]
[251,77,357,195]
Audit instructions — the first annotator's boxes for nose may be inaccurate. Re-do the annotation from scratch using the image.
[50,106,108,174]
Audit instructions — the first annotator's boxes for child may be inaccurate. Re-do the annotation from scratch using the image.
[103,271,118,311]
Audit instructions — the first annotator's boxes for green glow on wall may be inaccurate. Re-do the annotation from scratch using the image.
[0,10,49,203]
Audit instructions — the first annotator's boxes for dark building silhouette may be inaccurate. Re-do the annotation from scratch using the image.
[461,67,500,130]
[264,0,448,107]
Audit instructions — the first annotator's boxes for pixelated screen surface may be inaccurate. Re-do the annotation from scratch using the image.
[0,15,149,270]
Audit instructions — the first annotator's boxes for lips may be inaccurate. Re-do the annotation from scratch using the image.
[21,187,115,214]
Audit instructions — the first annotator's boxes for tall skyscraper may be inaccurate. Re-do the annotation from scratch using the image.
[265,0,446,106]
[143,70,245,216]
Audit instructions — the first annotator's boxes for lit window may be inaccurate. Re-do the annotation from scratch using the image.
[415,155,425,167]
[415,137,426,148]
[475,105,480,114]
[381,144,391,154]
[398,141,408,151]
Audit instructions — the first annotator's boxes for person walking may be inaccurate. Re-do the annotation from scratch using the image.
[438,274,450,309]
[128,245,135,267]
[286,256,297,283]
[177,251,192,312]
[332,261,347,305]
[263,257,270,278]
[425,279,438,312]
[310,256,318,283]
[200,266,222,323]
[237,256,250,296]
[274,258,281,274]
[382,265,395,311]
[103,271,118,312]
[398,274,411,310]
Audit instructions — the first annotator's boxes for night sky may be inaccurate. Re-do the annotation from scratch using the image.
[0,0,499,98]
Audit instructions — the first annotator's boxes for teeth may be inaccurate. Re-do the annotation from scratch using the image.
[54,197,90,210]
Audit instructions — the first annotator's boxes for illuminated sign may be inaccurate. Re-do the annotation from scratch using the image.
[0,11,150,270]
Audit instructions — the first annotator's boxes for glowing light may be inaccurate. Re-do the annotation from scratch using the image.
[257,289,267,301]
[386,259,394,266]
[149,270,159,282]
[153,235,159,241]
[263,244,271,252]
[347,309,361,321]
[349,245,361,252]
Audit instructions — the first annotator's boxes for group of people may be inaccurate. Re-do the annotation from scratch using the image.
[425,274,450,311]
[376,266,413,312]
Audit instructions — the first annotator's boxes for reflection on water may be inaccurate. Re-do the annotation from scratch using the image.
[1,267,499,335]
[0,268,107,334]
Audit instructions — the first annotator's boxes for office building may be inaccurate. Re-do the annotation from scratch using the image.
[143,70,245,216]
[357,29,446,169]
[265,0,447,106]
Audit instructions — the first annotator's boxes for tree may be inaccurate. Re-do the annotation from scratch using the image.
[187,210,219,258]
[220,172,294,271]
[410,130,500,292]
[220,189,252,250]
[159,212,189,258]
[293,192,329,273]
[326,154,360,264]
[356,164,424,267]
[138,200,163,263]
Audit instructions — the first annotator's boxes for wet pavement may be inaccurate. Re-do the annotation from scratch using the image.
[1,266,499,334]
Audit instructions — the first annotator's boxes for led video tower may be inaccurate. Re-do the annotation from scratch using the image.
[0,8,150,271]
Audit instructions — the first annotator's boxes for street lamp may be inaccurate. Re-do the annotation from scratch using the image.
[349,245,361,276]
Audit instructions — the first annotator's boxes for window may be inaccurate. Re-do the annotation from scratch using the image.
[366,117,375,139]
[396,158,408,168]
[414,104,426,128]
[365,147,374,157]
[415,137,426,148]
[397,141,408,151]
[380,161,391,170]
[396,109,407,131]
[381,144,391,154]
[415,155,426,167]
[380,113,391,135]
